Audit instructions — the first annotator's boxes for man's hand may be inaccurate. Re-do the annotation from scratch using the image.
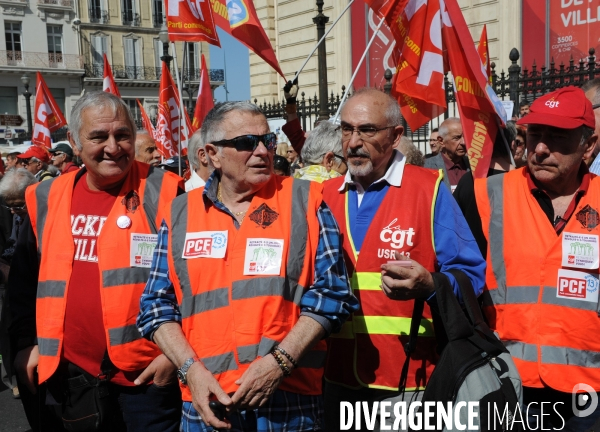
[231,354,284,409]
[134,353,177,386]
[283,77,299,104]
[187,362,233,430]
[380,253,434,301]
[14,345,39,394]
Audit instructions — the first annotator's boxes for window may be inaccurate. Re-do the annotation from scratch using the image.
[123,99,141,128]
[47,25,63,66]
[122,0,139,26]
[185,43,200,80]
[154,38,164,76]
[90,34,107,77]
[49,88,65,116]
[0,87,18,115]
[152,0,164,28]
[5,22,22,65]
[124,37,143,79]
[89,0,108,23]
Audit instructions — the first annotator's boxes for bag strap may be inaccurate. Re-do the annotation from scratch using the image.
[398,299,424,392]
[431,272,474,342]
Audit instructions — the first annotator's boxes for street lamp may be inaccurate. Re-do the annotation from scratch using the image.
[158,23,173,69]
[21,74,33,135]
[313,0,330,122]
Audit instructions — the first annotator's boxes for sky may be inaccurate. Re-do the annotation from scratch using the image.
[209,29,251,102]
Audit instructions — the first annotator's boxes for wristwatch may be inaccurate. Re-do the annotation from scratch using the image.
[177,357,199,385]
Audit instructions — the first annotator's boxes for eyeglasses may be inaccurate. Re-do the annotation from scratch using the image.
[593,103,600,110]
[52,152,65,157]
[515,139,525,147]
[1,203,26,211]
[429,139,438,143]
[339,124,395,139]
[212,133,277,152]
[333,153,346,163]
[19,159,34,166]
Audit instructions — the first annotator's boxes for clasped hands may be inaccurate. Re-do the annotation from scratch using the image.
[380,251,435,301]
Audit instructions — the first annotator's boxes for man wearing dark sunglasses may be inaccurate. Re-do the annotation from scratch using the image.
[138,101,358,431]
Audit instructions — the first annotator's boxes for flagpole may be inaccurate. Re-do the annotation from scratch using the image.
[293,0,354,83]
[171,41,186,177]
[332,17,385,122]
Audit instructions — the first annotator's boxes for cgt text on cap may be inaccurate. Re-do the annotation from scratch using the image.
[517,86,595,129]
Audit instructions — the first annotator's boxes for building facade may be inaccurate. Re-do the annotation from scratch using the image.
[0,0,83,141]
[250,0,523,105]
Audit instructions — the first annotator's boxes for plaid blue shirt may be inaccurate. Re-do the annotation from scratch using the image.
[137,174,359,340]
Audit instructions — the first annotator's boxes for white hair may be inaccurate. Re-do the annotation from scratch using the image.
[0,168,37,201]
[187,129,205,170]
[301,121,343,165]
[438,117,461,140]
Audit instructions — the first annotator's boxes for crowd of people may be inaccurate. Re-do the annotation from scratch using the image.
[0,77,599,432]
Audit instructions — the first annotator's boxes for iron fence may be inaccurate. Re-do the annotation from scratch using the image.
[84,63,225,83]
[256,47,600,155]
[89,8,109,24]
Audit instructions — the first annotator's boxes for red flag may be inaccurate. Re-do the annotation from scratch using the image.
[477,24,492,84]
[32,72,66,148]
[156,63,194,158]
[389,0,446,131]
[166,0,220,46]
[443,0,505,178]
[366,0,409,20]
[102,54,121,97]
[210,0,285,78]
[137,99,157,141]
[192,54,214,132]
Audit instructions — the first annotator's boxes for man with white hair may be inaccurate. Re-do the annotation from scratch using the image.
[9,91,183,431]
[134,130,162,167]
[293,121,347,182]
[185,129,213,191]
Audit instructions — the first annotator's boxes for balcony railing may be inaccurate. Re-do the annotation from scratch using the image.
[89,8,109,24]
[122,12,140,26]
[38,0,74,6]
[1,51,84,69]
[85,63,225,83]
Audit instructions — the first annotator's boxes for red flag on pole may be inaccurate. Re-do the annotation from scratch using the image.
[156,63,194,158]
[166,0,220,46]
[137,99,157,141]
[477,24,492,83]
[102,54,121,97]
[32,72,67,148]
[192,54,214,131]
[210,0,285,78]
[365,0,409,20]
[442,0,505,178]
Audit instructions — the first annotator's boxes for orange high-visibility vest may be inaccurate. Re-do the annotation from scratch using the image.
[164,176,327,401]
[27,161,182,384]
[322,165,442,391]
[475,168,600,392]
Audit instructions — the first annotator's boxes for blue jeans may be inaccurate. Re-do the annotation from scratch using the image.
[116,382,182,432]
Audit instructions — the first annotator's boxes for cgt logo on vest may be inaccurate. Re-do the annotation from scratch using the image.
[378,218,416,259]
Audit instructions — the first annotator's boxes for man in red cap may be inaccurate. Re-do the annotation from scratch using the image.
[17,146,53,181]
[469,87,600,429]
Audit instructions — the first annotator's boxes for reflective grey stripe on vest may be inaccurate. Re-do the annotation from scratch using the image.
[231,277,303,305]
[486,174,507,299]
[287,179,310,294]
[108,324,142,346]
[180,287,229,318]
[34,178,55,254]
[541,286,598,311]
[482,285,540,306]
[37,281,67,298]
[541,346,600,368]
[201,352,238,374]
[143,166,166,234]
[170,194,193,300]
[38,337,59,356]
[237,337,278,364]
[504,340,538,362]
[102,267,151,288]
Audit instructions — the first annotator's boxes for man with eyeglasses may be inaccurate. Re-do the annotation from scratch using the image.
[49,142,79,174]
[294,120,347,182]
[424,128,440,159]
[424,117,470,192]
[16,146,53,182]
[321,88,485,431]
[137,101,358,431]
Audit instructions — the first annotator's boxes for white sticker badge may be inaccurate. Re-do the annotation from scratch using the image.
[243,238,284,275]
[182,231,228,259]
[130,233,159,268]
[557,269,600,303]
[562,232,599,269]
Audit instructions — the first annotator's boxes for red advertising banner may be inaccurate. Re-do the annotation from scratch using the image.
[549,0,600,65]
[166,0,220,46]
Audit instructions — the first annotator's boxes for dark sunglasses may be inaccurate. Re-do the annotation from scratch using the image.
[212,133,277,152]
[2,203,26,211]
[593,103,600,110]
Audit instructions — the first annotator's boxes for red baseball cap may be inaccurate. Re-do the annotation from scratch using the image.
[517,86,595,129]
[17,145,51,163]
